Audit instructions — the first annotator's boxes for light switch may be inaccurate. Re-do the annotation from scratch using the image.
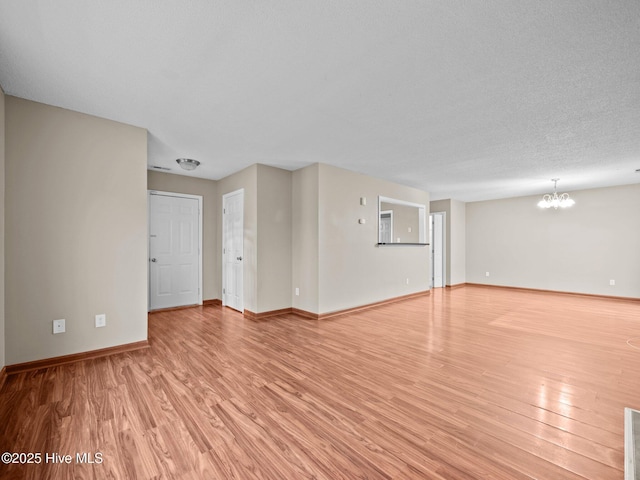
[95,314,106,328]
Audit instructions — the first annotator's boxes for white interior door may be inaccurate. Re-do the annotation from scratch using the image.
[431,212,444,288]
[149,192,201,310]
[379,210,393,243]
[223,189,244,312]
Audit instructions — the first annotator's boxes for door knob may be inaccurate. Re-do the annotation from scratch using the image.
[237,256,243,261]
[150,258,157,262]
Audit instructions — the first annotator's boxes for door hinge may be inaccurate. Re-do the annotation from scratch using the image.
[223,288,226,294]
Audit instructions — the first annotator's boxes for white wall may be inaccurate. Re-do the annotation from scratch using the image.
[5,97,148,365]
[466,184,640,298]
[147,171,219,301]
[317,164,430,314]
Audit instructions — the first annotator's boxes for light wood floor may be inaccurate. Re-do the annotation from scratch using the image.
[1,286,639,479]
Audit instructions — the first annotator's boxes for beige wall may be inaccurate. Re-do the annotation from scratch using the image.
[147,171,219,301]
[466,184,640,298]
[256,165,292,312]
[0,86,5,370]
[150,164,294,313]
[292,164,319,312]
[317,164,430,313]
[218,164,258,313]
[430,199,466,286]
[214,162,430,315]
[5,97,148,365]
[7,92,635,371]
[381,202,420,243]
[449,199,466,286]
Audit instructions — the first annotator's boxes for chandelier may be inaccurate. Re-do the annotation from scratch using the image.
[537,179,575,209]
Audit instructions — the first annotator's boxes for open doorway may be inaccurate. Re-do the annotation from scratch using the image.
[430,212,446,288]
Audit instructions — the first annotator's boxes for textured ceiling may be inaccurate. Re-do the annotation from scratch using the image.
[1,0,639,201]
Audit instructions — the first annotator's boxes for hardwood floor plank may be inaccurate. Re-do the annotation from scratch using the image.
[1,286,638,479]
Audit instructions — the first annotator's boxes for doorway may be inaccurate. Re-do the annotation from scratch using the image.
[379,210,393,243]
[222,189,244,312]
[148,191,203,310]
[430,212,445,288]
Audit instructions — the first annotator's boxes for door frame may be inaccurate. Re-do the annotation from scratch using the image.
[430,211,446,288]
[222,188,244,312]
[148,190,203,311]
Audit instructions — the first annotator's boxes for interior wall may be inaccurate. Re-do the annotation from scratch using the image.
[385,203,419,243]
[256,165,292,312]
[0,86,5,370]
[147,171,219,301]
[466,184,640,298]
[291,164,319,313]
[217,164,258,313]
[5,97,148,365]
[318,163,430,314]
[449,199,466,285]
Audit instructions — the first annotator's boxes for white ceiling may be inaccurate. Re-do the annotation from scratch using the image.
[1,0,639,201]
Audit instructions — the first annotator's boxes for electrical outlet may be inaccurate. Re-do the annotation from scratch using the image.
[610,279,615,286]
[95,314,106,328]
[295,287,300,296]
[485,271,490,277]
[53,319,65,334]
[406,278,410,285]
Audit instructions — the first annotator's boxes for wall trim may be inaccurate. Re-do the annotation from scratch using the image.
[149,303,200,313]
[0,367,7,391]
[243,290,432,321]
[150,299,222,311]
[464,283,640,302]
[293,290,431,320]
[244,308,293,321]
[445,283,466,290]
[290,308,319,320]
[5,340,150,376]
